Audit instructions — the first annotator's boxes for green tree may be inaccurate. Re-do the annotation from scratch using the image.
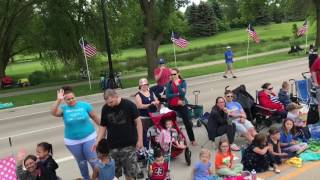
[240,0,271,25]
[0,0,40,85]
[196,2,218,36]
[139,0,188,78]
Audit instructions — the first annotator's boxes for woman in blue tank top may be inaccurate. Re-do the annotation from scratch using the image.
[51,86,100,180]
[135,78,160,148]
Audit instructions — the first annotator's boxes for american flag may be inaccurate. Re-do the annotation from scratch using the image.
[171,32,189,48]
[247,24,260,43]
[297,20,308,37]
[80,39,97,58]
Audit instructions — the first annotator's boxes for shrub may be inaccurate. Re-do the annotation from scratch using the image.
[28,71,49,85]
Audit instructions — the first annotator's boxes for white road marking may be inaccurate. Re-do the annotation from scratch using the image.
[0,110,50,121]
[56,156,74,163]
[0,124,64,140]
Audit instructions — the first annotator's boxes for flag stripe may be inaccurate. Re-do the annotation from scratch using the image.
[80,39,97,58]
[171,32,189,48]
[297,21,308,36]
[247,24,260,43]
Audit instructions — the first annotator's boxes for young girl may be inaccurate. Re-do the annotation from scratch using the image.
[36,142,59,179]
[268,127,288,166]
[215,137,243,176]
[280,118,308,155]
[286,102,311,141]
[242,133,279,173]
[149,149,169,180]
[158,119,186,152]
[91,139,116,180]
[193,149,214,180]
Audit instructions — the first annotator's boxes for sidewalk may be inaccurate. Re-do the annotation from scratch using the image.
[0,47,292,98]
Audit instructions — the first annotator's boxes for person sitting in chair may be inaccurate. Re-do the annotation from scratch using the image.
[225,90,257,142]
[258,83,287,120]
[207,97,239,151]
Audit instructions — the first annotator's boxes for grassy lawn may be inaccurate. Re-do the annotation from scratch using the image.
[0,52,304,107]
[117,21,315,59]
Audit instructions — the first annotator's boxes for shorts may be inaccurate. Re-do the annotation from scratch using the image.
[109,146,138,178]
[226,63,233,70]
[234,119,254,134]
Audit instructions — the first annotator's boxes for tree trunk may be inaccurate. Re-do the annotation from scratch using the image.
[315,0,320,47]
[144,38,159,79]
[140,0,163,79]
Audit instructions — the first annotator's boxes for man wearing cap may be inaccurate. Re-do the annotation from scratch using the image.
[151,58,171,102]
[223,46,237,78]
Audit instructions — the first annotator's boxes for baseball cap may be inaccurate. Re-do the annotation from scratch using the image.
[226,46,231,49]
[159,58,165,64]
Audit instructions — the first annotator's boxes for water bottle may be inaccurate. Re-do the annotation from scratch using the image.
[251,169,256,180]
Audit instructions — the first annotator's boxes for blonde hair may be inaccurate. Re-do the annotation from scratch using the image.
[199,148,211,158]
[282,81,289,89]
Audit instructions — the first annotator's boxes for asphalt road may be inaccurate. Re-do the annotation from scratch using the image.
[1,57,318,180]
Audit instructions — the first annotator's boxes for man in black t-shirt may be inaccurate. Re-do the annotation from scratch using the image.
[95,89,143,180]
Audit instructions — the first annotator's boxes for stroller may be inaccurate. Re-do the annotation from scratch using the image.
[146,111,192,166]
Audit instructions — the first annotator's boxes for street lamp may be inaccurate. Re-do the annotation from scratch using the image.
[100,0,116,89]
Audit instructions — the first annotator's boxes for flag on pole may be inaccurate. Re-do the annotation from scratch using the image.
[171,32,189,48]
[0,156,17,180]
[80,40,97,58]
[247,24,260,43]
[297,20,308,37]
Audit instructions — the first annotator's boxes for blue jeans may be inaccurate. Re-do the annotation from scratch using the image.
[66,138,98,180]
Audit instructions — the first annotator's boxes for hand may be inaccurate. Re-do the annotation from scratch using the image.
[91,142,97,152]
[136,140,143,150]
[281,152,288,156]
[291,141,297,145]
[57,89,64,100]
[17,149,26,163]
[222,107,228,114]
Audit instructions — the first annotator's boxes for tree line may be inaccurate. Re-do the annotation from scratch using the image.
[0,0,319,83]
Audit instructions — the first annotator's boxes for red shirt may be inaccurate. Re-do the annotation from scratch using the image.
[258,91,284,111]
[168,79,182,106]
[311,57,320,85]
[154,67,171,86]
[150,162,169,180]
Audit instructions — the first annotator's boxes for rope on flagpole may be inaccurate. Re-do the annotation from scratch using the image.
[305,23,308,54]
[81,37,92,90]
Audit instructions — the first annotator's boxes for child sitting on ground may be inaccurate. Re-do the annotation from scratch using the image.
[242,133,280,173]
[193,148,214,180]
[36,142,59,179]
[215,137,243,176]
[91,139,117,180]
[286,102,311,141]
[149,149,169,180]
[268,127,289,165]
[280,118,308,155]
[158,119,186,152]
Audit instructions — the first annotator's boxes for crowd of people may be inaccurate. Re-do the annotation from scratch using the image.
[15,44,320,180]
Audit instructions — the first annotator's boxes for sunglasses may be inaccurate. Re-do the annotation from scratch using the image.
[267,87,273,90]
[171,73,177,76]
[226,95,233,98]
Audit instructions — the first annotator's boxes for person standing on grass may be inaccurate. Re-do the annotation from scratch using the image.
[95,89,143,180]
[223,46,237,78]
[51,86,100,180]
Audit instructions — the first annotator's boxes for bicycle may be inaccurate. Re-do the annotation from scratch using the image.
[100,71,123,90]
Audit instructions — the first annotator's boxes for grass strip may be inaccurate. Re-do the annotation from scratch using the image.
[0,52,305,107]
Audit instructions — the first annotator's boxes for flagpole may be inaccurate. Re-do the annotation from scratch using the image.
[246,34,250,64]
[81,37,92,90]
[305,25,308,54]
[172,31,177,67]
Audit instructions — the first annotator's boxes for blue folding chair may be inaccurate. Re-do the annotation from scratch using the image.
[295,79,310,104]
